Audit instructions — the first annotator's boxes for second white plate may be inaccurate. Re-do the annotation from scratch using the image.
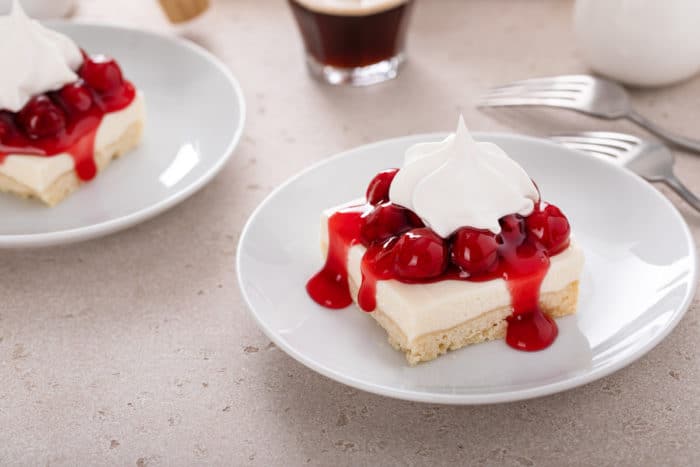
[0,22,245,247]
[237,133,697,404]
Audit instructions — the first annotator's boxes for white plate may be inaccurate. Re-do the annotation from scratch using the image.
[237,133,697,404]
[0,22,245,248]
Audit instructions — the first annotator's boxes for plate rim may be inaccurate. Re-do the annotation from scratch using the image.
[0,20,246,248]
[237,131,698,405]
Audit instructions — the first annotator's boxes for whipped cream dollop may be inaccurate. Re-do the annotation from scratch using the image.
[0,0,83,112]
[389,116,539,237]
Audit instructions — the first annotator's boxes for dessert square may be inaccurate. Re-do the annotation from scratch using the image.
[0,1,145,206]
[307,117,584,364]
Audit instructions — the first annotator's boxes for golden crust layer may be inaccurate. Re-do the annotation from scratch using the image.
[0,121,143,206]
[349,277,580,365]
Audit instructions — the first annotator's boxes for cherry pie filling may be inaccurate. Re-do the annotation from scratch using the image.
[306,168,572,351]
[0,52,136,182]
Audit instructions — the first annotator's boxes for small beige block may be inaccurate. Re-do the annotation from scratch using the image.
[158,0,210,23]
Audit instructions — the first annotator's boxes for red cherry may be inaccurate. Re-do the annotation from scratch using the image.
[0,113,17,141]
[525,203,571,255]
[451,227,499,276]
[360,202,421,246]
[497,214,526,246]
[17,96,66,140]
[366,168,399,205]
[80,54,124,94]
[406,210,425,229]
[394,228,448,280]
[58,81,93,113]
[363,237,399,280]
[504,240,549,277]
[0,122,9,140]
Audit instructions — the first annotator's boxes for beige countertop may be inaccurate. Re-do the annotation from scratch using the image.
[2,0,699,465]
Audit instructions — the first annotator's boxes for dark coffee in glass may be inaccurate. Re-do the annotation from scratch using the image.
[289,0,414,85]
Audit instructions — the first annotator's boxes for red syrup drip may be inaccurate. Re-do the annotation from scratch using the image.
[500,241,556,351]
[306,204,370,308]
[306,173,571,352]
[357,238,399,311]
[0,55,136,183]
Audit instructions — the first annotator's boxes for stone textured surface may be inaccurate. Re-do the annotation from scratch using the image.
[1,0,699,465]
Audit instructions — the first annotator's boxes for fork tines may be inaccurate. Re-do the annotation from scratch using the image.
[478,74,594,109]
[549,132,641,159]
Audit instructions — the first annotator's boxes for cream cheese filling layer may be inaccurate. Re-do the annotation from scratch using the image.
[0,92,145,193]
[320,206,585,343]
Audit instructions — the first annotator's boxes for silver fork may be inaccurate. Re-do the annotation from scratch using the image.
[479,75,700,154]
[549,131,700,212]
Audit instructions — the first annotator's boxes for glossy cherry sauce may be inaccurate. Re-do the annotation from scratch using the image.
[306,170,571,352]
[0,53,136,181]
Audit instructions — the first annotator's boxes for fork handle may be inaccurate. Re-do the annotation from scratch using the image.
[628,110,700,154]
[660,173,700,212]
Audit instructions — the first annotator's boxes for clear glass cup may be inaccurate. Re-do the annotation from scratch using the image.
[288,0,414,86]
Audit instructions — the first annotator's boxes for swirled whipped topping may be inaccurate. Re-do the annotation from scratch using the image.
[0,0,83,112]
[389,116,539,237]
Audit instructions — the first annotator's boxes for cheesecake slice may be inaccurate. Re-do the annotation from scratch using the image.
[306,117,585,365]
[0,1,145,206]
[320,203,584,364]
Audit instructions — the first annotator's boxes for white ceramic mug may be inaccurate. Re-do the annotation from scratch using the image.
[574,0,700,87]
[0,0,75,18]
